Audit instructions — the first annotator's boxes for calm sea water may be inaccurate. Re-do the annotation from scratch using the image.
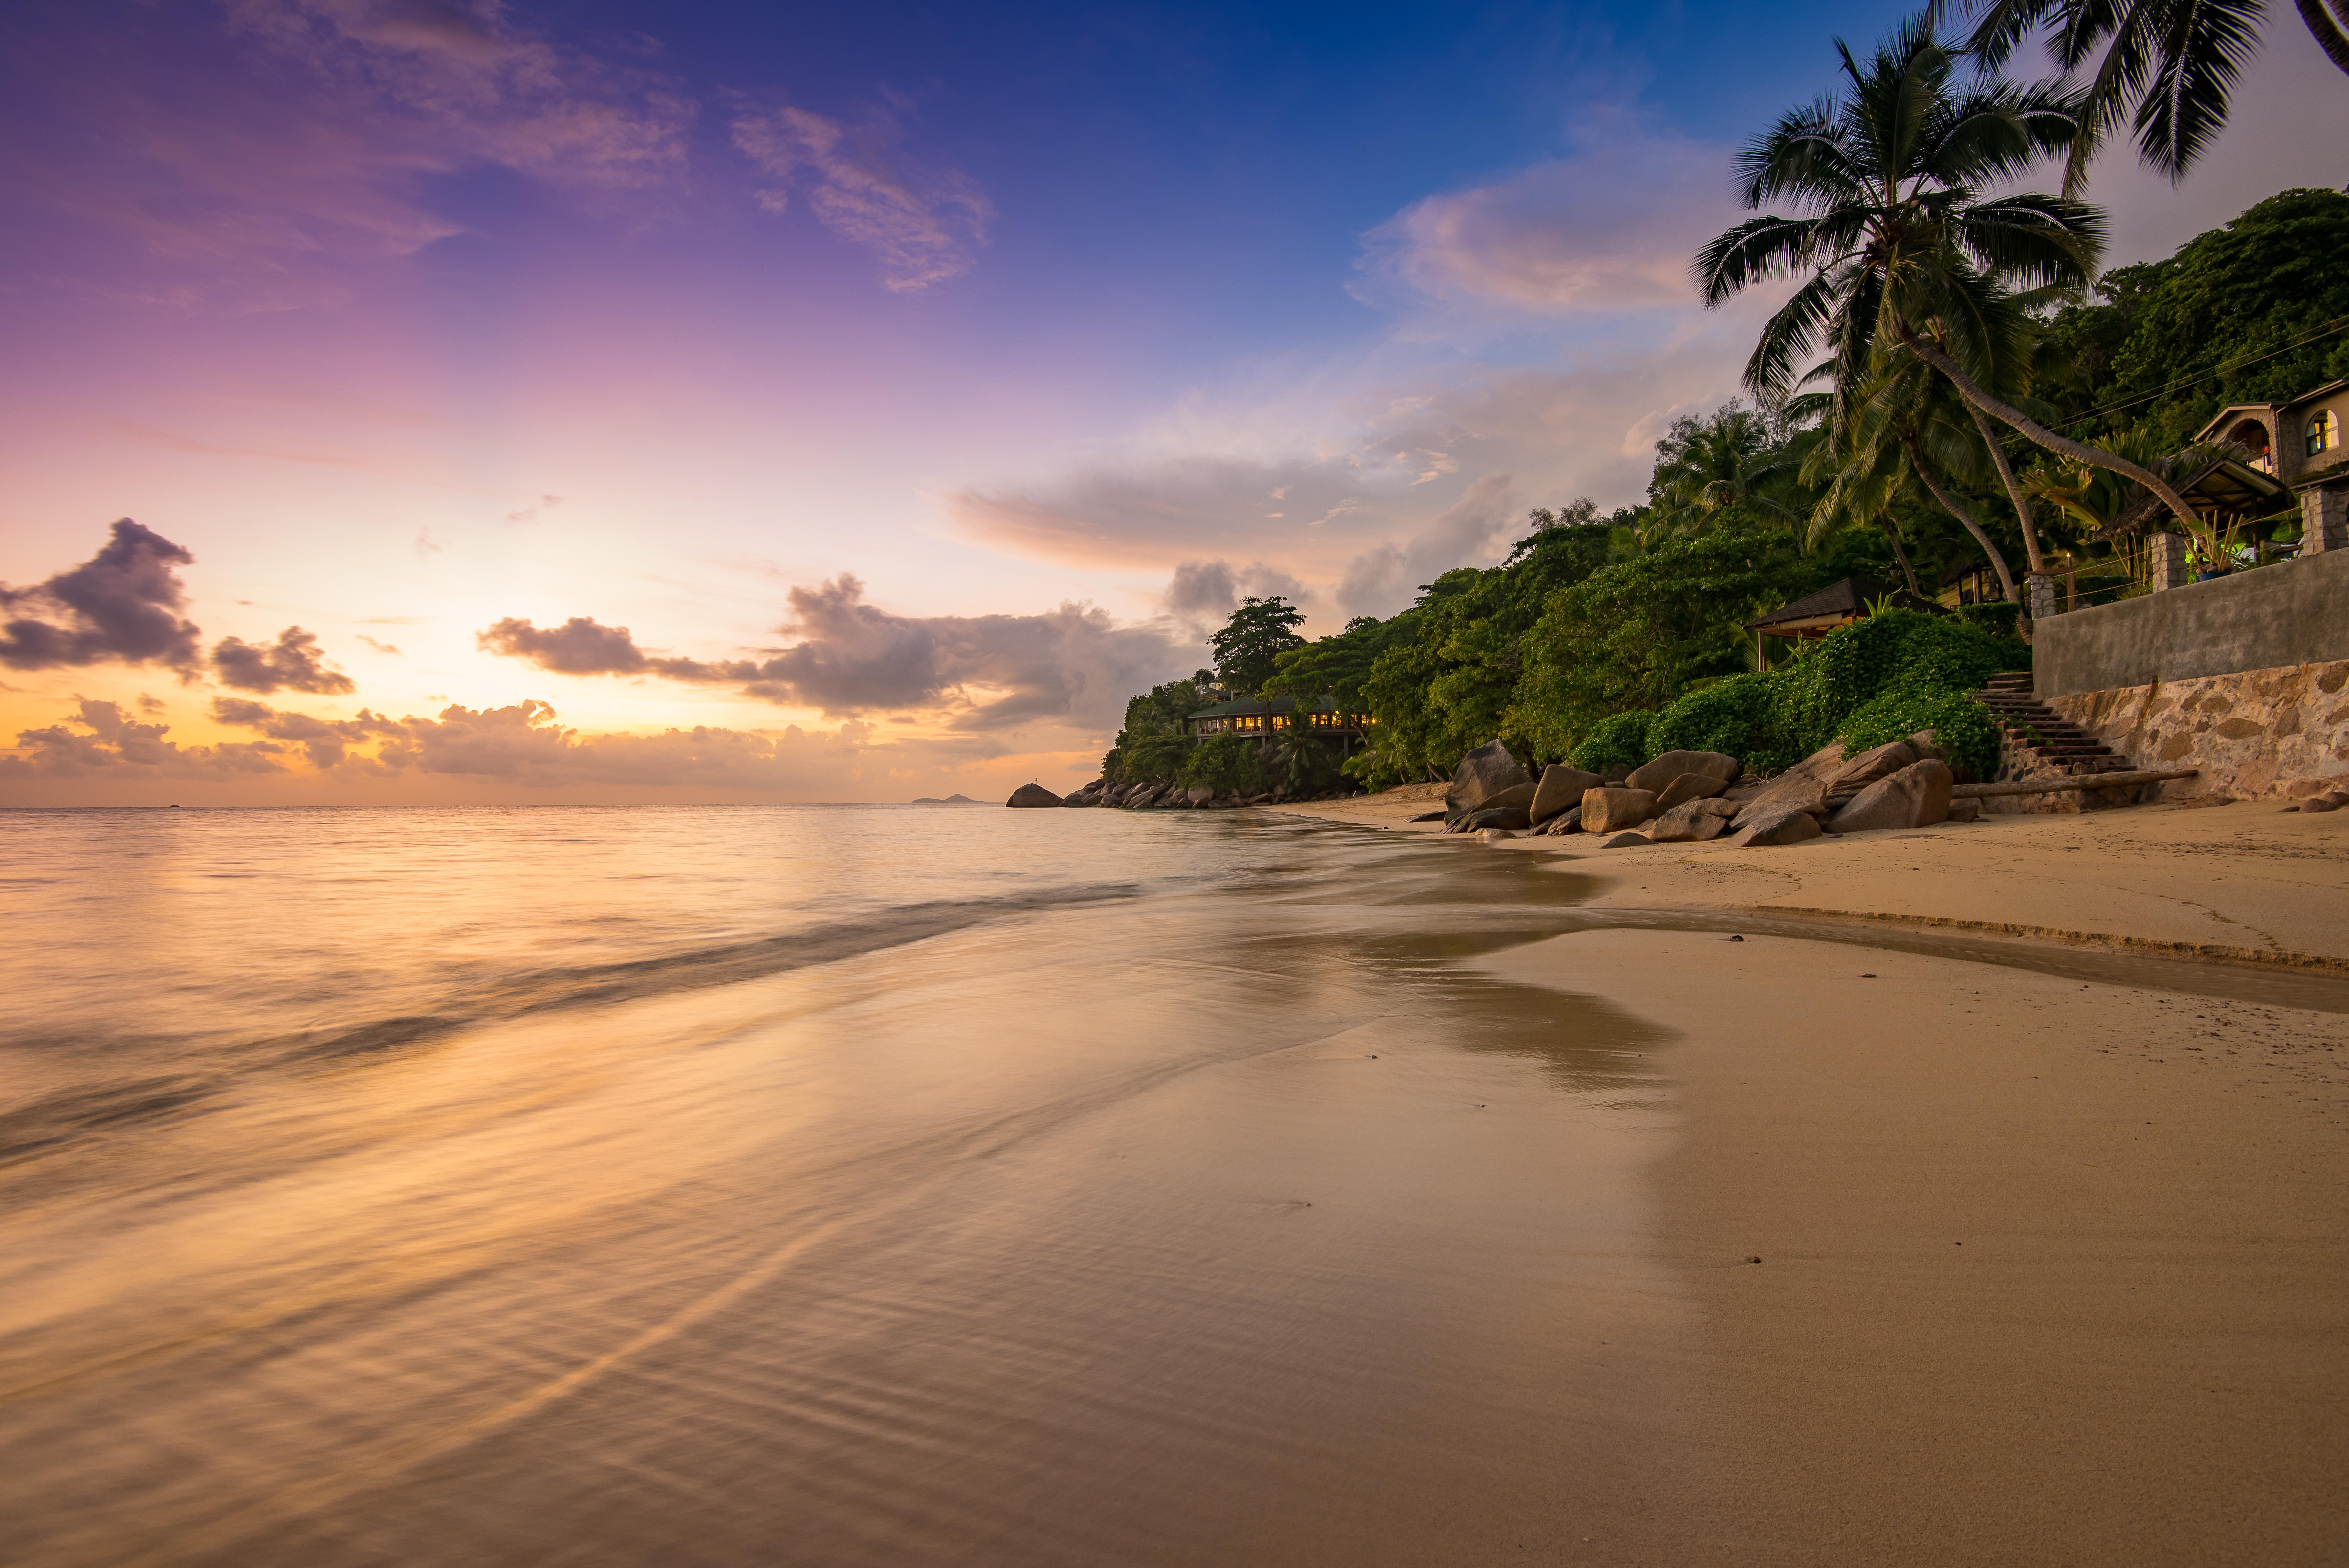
[0,805,1692,1567]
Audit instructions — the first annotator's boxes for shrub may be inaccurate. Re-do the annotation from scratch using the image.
[1629,608,2028,779]
[1837,687,2003,779]
[1114,733,1194,784]
[1951,601,2023,639]
[1642,673,1798,773]
[1569,710,1656,773]
[1179,735,1268,794]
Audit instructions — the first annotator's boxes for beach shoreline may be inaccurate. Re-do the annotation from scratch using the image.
[1270,788,2349,1562]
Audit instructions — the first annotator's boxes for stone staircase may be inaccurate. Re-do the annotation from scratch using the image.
[1968,672,2131,775]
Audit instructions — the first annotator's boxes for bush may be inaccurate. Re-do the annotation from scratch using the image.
[1952,601,2023,639]
[1837,687,2003,779]
[1179,735,1268,794]
[1627,608,2028,780]
[1114,733,1194,784]
[1642,673,1797,773]
[1569,710,1656,773]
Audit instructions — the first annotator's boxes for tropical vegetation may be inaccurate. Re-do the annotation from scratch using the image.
[1098,12,2346,799]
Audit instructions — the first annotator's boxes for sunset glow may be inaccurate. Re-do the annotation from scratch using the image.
[5,0,2341,803]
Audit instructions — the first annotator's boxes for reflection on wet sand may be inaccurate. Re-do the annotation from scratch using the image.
[0,810,1691,1567]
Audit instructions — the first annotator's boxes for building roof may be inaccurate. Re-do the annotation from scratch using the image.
[1186,693,1346,720]
[1747,576,1940,631]
[2097,456,2293,539]
[2193,380,2349,446]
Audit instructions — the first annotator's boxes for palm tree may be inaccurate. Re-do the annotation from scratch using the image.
[1696,20,2205,542]
[1808,360,2023,601]
[1643,403,1803,540]
[1947,0,2348,188]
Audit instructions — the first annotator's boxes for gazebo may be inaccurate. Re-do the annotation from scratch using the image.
[1745,577,1940,669]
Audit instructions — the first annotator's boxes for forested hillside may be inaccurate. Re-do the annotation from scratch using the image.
[1104,185,2348,796]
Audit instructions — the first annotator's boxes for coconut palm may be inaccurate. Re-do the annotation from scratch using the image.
[1695,18,2204,536]
[1642,403,1804,541]
[1947,0,2346,188]
[1807,358,2023,601]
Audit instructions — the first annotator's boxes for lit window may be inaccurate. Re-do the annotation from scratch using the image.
[2310,409,2340,457]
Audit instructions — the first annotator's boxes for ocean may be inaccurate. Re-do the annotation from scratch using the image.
[0,804,1684,1566]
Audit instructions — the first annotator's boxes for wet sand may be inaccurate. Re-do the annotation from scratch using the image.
[1280,790,2349,1561]
[6,801,2345,1564]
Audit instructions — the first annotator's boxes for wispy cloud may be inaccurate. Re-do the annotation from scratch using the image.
[731,100,990,291]
[1351,121,1736,330]
[12,0,694,309]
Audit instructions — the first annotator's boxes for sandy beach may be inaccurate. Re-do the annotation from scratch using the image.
[1271,788,2349,1562]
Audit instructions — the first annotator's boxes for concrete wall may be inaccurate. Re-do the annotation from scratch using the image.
[2046,660,2349,801]
[2033,548,2349,699]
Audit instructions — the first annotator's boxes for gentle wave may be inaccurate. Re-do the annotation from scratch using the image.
[0,881,1152,1167]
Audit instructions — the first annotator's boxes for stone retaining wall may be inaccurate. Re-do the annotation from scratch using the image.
[2043,659,2349,802]
[2031,548,2349,699]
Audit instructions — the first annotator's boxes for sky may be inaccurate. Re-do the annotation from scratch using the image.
[4,0,2344,805]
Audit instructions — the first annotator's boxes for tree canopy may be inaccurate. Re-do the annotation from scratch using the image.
[1208,596,1307,695]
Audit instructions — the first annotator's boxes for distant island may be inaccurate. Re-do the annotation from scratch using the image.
[909,793,980,804]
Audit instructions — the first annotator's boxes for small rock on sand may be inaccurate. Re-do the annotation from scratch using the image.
[1725,807,1824,847]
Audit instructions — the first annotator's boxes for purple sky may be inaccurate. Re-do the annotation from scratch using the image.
[4,0,2343,803]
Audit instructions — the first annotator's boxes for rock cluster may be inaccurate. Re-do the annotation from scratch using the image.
[1428,730,1982,850]
[1040,777,1368,810]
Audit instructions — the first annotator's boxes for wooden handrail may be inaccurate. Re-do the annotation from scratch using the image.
[1951,768,2197,799]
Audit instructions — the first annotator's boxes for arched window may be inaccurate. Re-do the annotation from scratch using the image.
[2309,409,2341,457]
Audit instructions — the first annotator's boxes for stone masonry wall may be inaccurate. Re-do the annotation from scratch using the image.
[2045,659,2349,802]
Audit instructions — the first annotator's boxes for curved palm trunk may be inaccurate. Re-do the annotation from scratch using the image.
[1904,434,2019,603]
[1881,518,1923,597]
[1899,327,2202,529]
[2300,0,2349,74]
[1965,402,2048,575]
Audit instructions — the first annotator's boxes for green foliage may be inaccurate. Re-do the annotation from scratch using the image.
[1113,732,1194,785]
[1569,711,1656,774]
[1210,597,1306,695]
[1263,614,1404,713]
[1630,609,2026,778]
[1103,676,1203,782]
[1177,735,1264,794]
[2041,189,2349,449]
[1643,674,1789,770]
[1339,735,1410,792]
[1645,402,1802,539]
[1837,687,2003,780]
[1952,600,2024,637]
[1356,503,1626,778]
[1513,524,1814,759]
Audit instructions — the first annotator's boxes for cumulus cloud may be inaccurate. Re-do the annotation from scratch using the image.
[480,577,1196,731]
[1350,119,1736,329]
[203,696,925,790]
[475,616,748,680]
[2,699,286,779]
[1336,471,1521,618]
[211,625,356,694]
[731,100,990,291]
[1162,560,1310,629]
[0,520,203,674]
